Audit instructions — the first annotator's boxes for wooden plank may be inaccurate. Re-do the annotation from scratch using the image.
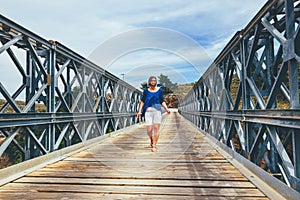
[26,171,249,181]
[13,177,256,188]
[45,160,236,169]
[0,192,270,200]
[0,183,266,197]
[62,157,228,162]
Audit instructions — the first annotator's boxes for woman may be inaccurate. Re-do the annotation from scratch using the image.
[137,76,171,152]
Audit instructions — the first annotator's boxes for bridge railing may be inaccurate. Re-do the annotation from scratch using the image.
[0,14,142,169]
[179,0,300,193]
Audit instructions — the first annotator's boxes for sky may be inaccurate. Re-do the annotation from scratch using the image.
[0,0,267,91]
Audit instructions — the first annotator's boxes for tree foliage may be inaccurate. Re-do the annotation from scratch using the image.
[140,82,148,90]
[157,74,177,94]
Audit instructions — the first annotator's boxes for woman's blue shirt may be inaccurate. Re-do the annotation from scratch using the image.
[141,88,164,116]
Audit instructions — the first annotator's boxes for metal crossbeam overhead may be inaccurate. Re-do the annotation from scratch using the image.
[0,14,141,163]
[179,0,300,193]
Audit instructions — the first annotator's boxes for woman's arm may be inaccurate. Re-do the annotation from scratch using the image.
[159,89,171,114]
[161,102,171,114]
[136,101,144,118]
[137,90,146,118]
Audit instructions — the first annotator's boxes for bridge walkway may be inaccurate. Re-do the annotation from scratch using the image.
[0,110,280,199]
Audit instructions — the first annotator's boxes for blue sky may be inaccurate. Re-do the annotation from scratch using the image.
[0,0,267,89]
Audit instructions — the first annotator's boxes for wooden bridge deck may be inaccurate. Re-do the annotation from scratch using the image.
[0,110,273,199]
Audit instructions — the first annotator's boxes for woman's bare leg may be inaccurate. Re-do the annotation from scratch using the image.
[147,125,153,147]
[151,124,160,152]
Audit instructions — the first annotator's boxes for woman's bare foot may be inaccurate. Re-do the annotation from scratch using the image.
[151,146,157,152]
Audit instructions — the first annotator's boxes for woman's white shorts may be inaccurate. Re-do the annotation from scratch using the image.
[145,107,162,126]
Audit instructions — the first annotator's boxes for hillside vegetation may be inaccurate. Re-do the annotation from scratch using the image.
[165,83,194,108]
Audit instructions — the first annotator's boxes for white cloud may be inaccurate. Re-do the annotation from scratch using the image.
[87,27,211,86]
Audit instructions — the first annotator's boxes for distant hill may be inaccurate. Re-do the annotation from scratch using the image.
[164,83,194,108]
[173,83,194,101]
[0,99,46,113]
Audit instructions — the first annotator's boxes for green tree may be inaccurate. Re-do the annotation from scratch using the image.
[140,82,148,90]
[157,74,177,94]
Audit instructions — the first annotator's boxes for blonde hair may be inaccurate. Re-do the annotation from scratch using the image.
[148,76,157,86]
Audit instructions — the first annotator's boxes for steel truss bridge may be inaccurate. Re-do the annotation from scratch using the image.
[180,0,300,194]
[0,0,300,198]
